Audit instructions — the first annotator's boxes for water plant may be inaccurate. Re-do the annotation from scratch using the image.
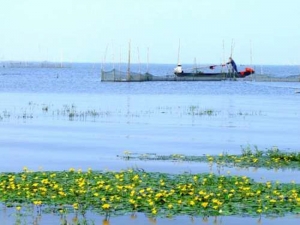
[2,110,11,119]
[0,102,266,123]
[42,105,49,112]
[118,146,300,170]
[1,167,300,221]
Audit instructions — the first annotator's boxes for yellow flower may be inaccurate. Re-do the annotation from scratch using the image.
[147,199,154,206]
[102,219,110,225]
[257,209,262,213]
[59,191,66,196]
[155,193,163,198]
[102,203,110,209]
[16,206,21,211]
[73,203,79,210]
[33,200,42,205]
[132,175,139,181]
[129,199,136,204]
[199,190,205,195]
[201,202,208,208]
[151,208,157,215]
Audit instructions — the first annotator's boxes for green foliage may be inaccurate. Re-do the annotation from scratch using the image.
[1,168,300,220]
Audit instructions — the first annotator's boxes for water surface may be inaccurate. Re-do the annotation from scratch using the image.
[1,63,300,224]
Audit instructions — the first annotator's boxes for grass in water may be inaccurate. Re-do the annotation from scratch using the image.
[119,146,300,170]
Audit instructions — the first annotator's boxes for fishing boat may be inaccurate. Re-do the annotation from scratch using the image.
[174,64,255,79]
[174,66,226,81]
[173,39,255,80]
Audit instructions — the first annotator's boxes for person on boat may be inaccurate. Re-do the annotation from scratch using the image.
[225,57,238,73]
[174,64,183,74]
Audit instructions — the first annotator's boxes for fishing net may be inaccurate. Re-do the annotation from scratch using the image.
[101,69,153,82]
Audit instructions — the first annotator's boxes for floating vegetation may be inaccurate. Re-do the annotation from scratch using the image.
[1,110,11,119]
[42,105,49,112]
[118,146,300,170]
[156,105,219,116]
[188,106,216,116]
[0,101,267,124]
[0,103,112,122]
[1,168,300,221]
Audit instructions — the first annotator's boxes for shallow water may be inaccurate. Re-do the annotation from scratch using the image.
[0,209,300,225]
[1,63,300,224]
[1,205,300,225]
[1,92,299,177]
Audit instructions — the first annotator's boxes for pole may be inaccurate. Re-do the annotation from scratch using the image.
[177,39,181,65]
[147,47,149,73]
[127,40,131,81]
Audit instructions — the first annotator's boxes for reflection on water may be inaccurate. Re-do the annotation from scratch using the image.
[1,207,300,225]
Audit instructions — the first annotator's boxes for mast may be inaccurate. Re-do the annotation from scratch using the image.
[250,39,254,80]
[137,47,140,74]
[250,39,253,66]
[230,39,235,57]
[222,40,225,73]
[127,40,131,81]
[112,40,115,70]
[119,46,121,76]
[147,47,149,73]
[177,39,181,65]
[103,44,109,71]
[230,39,235,78]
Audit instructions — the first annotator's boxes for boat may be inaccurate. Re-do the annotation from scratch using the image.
[173,40,255,79]
[174,64,255,79]
[174,69,226,81]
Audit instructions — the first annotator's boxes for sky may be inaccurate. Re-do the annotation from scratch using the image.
[1,0,300,65]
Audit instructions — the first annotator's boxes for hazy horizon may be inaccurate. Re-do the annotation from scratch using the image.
[1,0,300,65]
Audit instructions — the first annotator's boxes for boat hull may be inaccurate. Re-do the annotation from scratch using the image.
[175,72,224,77]
[175,72,253,79]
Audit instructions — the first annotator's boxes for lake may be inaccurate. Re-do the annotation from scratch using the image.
[0,63,300,224]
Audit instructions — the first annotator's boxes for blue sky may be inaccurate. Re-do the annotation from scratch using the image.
[1,0,300,65]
